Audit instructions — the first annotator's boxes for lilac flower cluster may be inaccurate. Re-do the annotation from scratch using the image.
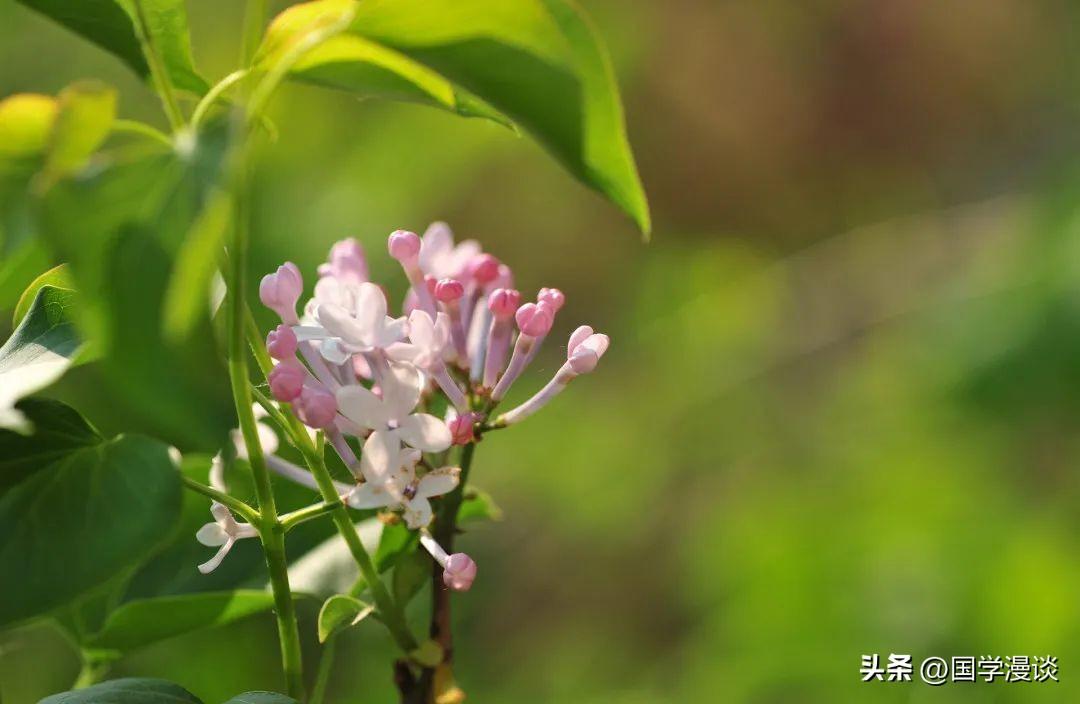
[197,223,609,590]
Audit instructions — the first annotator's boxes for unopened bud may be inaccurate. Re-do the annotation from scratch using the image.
[266,324,298,360]
[296,385,338,429]
[515,302,553,337]
[268,359,305,401]
[434,278,465,302]
[488,288,521,319]
[448,413,476,445]
[442,553,477,591]
[388,230,422,263]
[259,262,303,323]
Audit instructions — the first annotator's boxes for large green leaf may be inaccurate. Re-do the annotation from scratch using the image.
[259,0,649,233]
[222,693,301,704]
[12,263,73,326]
[83,590,277,655]
[37,124,234,449]
[40,678,202,704]
[15,0,207,95]
[0,400,182,627]
[0,285,81,433]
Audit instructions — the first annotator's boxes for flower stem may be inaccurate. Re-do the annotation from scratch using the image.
[181,475,259,524]
[130,0,185,132]
[227,161,305,699]
[300,447,418,653]
[419,442,477,696]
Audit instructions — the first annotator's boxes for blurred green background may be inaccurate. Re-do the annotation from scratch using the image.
[4,0,1080,702]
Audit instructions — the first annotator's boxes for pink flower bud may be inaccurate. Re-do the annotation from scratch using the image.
[268,359,305,401]
[492,263,514,289]
[388,230,421,262]
[434,278,465,302]
[295,385,338,429]
[443,553,477,591]
[468,254,500,284]
[318,238,368,283]
[266,324,298,360]
[259,262,303,323]
[567,327,609,375]
[488,288,521,319]
[448,412,476,445]
[515,302,553,337]
[538,287,565,311]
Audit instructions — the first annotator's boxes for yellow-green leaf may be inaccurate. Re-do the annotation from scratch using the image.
[45,81,117,176]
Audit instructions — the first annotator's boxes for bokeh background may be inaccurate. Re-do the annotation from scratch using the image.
[3,0,1080,702]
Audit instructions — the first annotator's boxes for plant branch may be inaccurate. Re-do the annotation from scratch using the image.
[310,633,338,704]
[111,119,173,147]
[130,0,185,131]
[417,442,477,698]
[227,157,305,699]
[191,70,248,131]
[281,500,339,531]
[181,475,259,523]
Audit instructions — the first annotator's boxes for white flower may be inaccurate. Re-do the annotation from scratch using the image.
[386,309,452,370]
[295,282,407,365]
[346,431,460,528]
[196,503,258,574]
[336,362,452,452]
[418,221,480,280]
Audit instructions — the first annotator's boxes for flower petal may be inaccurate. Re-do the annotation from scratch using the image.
[317,303,368,346]
[346,482,396,509]
[292,325,330,342]
[353,283,388,344]
[196,522,229,547]
[402,496,433,529]
[374,315,409,348]
[198,539,235,574]
[359,429,401,486]
[336,385,390,430]
[415,466,461,498]
[320,338,351,366]
[382,362,422,420]
[398,413,452,452]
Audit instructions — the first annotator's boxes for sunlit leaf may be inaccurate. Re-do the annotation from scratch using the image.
[83,590,278,655]
[259,0,649,233]
[317,593,373,642]
[15,0,207,94]
[12,264,73,326]
[0,286,81,433]
[0,401,182,627]
[0,93,57,161]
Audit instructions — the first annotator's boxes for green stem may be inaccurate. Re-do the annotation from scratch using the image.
[111,119,173,147]
[227,161,305,699]
[191,70,248,131]
[181,475,260,524]
[301,448,417,653]
[281,501,339,531]
[310,634,338,704]
[130,0,185,131]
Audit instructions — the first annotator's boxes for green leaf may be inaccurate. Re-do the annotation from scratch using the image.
[0,285,81,433]
[392,548,430,607]
[458,486,503,523]
[161,187,232,341]
[45,81,117,177]
[317,594,373,642]
[40,678,202,704]
[260,0,649,234]
[0,398,98,495]
[0,401,182,627]
[222,693,301,704]
[37,123,234,449]
[15,0,208,95]
[12,263,73,326]
[83,590,278,655]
